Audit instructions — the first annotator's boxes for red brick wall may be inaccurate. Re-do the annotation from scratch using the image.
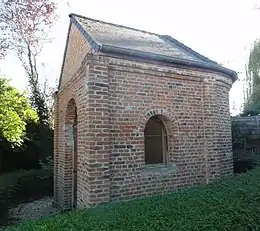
[54,21,93,208]
[55,30,234,209]
[101,55,233,201]
[54,58,91,210]
[216,78,233,176]
[60,23,93,88]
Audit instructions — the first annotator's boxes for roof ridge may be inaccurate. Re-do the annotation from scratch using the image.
[69,13,162,37]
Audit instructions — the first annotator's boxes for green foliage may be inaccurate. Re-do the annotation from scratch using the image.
[234,159,257,173]
[0,169,53,226]
[0,117,54,174]
[0,78,38,146]
[39,156,53,169]
[4,168,260,231]
[243,39,260,115]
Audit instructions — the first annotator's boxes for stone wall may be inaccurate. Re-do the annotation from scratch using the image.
[231,116,260,162]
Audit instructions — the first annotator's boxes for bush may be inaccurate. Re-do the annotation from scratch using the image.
[0,121,53,175]
[39,156,53,170]
[234,158,257,173]
[4,168,260,231]
[0,169,53,226]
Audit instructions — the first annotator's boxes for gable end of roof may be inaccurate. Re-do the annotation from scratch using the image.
[69,14,101,52]
[58,16,102,90]
[58,20,72,90]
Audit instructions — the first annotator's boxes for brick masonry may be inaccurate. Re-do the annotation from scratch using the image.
[54,24,234,210]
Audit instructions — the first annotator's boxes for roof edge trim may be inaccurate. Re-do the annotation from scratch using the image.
[69,14,101,52]
[100,44,238,82]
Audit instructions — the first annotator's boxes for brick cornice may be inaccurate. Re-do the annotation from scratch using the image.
[96,54,233,85]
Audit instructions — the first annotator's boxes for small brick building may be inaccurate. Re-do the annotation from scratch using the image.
[54,13,237,210]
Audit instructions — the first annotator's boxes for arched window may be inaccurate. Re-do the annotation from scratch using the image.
[144,116,167,165]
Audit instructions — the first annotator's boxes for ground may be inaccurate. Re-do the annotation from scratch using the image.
[4,168,260,231]
[8,197,59,225]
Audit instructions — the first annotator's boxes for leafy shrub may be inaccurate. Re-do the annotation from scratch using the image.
[0,78,38,146]
[0,118,53,175]
[39,156,53,170]
[4,168,260,231]
[0,169,53,226]
[234,158,257,173]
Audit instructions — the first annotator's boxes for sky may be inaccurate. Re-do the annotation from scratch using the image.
[1,0,260,115]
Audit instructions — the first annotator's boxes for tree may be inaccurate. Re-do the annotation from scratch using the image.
[243,39,260,116]
[0,78,38,146]
[0,39,8,59]
[0,0,57,125]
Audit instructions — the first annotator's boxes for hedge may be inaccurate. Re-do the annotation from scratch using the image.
[0,169,53,226]
[3,168,260,231]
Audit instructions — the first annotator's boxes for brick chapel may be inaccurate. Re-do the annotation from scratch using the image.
[54,13,237,210]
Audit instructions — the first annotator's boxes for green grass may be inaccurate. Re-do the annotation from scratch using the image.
[4,168,260,231]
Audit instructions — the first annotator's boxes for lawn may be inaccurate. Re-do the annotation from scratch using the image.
[3,168,260,231]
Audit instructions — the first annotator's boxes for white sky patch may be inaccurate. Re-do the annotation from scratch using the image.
[1,0,260,115]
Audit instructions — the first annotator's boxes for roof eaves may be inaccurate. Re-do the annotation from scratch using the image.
[100,44,238,82]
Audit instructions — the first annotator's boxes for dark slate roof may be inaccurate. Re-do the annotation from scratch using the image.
[67,13,237,82]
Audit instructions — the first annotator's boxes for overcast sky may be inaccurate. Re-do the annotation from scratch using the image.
[1,0,260,114]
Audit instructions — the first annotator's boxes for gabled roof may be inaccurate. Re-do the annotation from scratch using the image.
[60,13,237,85]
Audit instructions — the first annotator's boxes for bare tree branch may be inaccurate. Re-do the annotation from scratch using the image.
[0,0,57,125]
